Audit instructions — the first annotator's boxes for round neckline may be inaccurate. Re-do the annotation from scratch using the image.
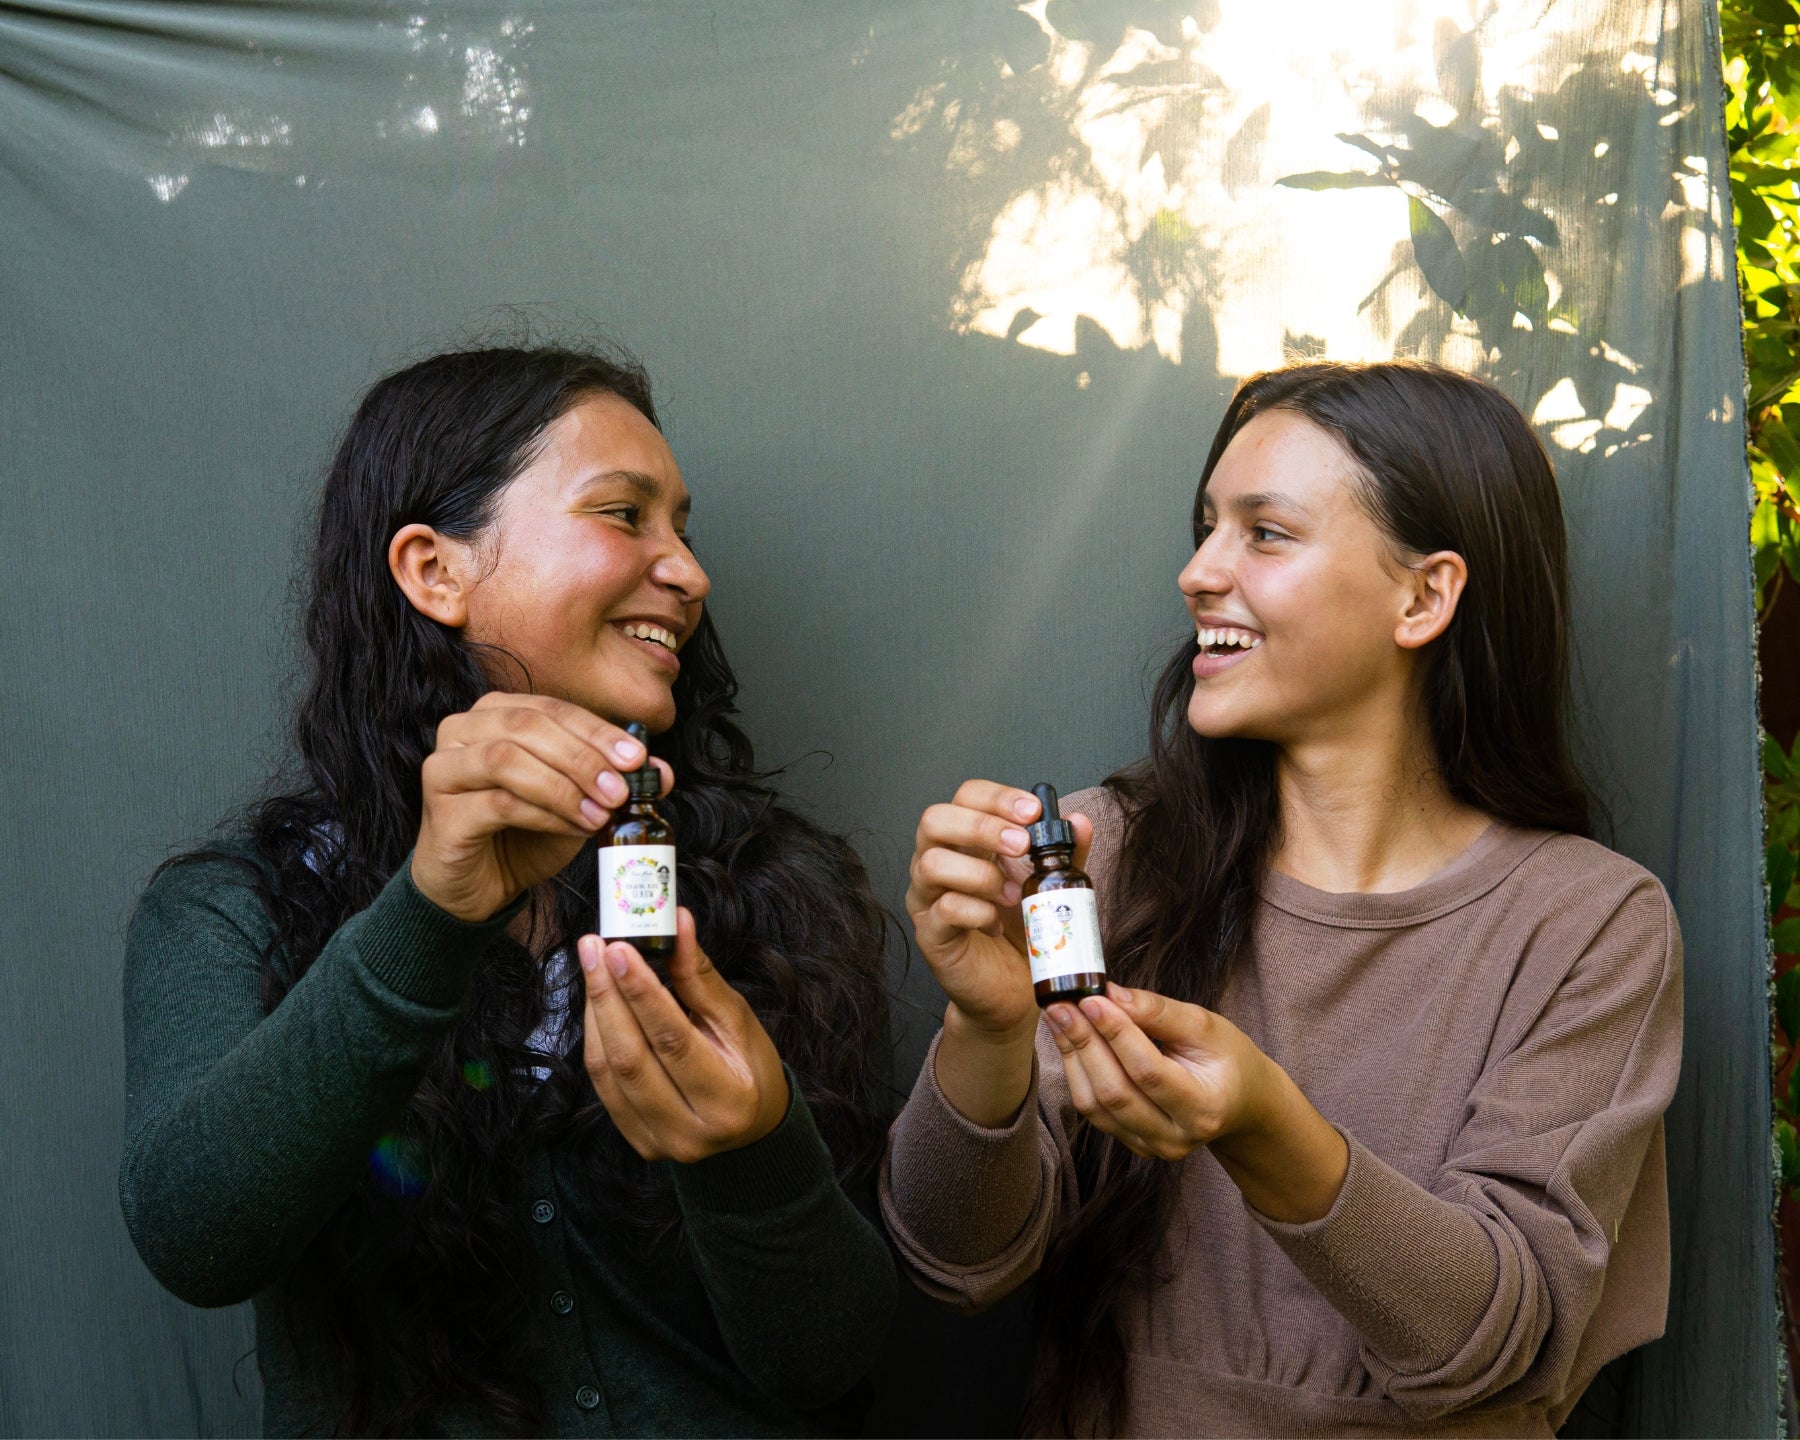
[1259,823,1557,929]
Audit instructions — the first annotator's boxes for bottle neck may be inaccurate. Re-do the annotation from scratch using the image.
[1030,843,1075,872]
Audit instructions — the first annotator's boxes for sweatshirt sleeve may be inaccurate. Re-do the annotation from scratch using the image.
[878,1020,1080,1312]
[670,1074,898,1409]
[878,783,1118,1313]
[1251,871,1683,1422]
[119,855,521,1307]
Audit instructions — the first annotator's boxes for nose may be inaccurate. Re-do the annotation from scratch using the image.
[651,535,712,604]
[1179,530,1231,602]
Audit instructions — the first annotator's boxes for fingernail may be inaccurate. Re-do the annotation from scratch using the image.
[1047,1004,1072,1031]
[612,737,645,764]
[606,944,631,978]
[1002,881,1021,905]
[1013,795,1039,820]
[577,937,600,973]
[1001,827,1029,853]
[1080,997,1105,1021]
[579,798,606,828]
[1108,982,1132,1004]
[597,771,628,804]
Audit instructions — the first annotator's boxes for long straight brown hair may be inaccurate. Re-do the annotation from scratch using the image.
[1026,360,1594,1436]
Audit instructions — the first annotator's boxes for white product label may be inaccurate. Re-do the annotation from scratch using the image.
[1023,887,1106,984]
[599,845,677,938]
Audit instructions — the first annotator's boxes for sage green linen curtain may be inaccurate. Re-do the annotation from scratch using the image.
[0,2,1770,1434]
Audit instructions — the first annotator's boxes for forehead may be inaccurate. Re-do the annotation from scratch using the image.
[529,391,687,500]
[1204,409,1359,511]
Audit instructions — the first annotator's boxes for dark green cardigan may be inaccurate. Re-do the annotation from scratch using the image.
[119,849,897,1437]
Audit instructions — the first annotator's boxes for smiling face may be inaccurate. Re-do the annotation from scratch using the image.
[1181,409,1432,748]
[454,391,710,730]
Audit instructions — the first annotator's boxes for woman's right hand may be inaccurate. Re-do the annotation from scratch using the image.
[411,692,672,923]
[905,780,1093,1124]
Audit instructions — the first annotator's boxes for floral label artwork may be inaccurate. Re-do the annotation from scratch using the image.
[1022,888,1104,984]
[1027,901,1072,957]
[614,856,669,916]
[600,845,677,939]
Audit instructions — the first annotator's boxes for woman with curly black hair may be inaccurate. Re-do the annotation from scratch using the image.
[119,344,897,1437]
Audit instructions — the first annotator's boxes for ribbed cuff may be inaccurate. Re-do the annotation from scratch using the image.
[880,1028,1046,1266]
[352,856,528,1009]
[671,1069,836,1215]
[917,1026,1042,1142]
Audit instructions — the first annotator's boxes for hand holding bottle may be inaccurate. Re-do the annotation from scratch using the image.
[904,780,1093,1126]
[578,909,790,1162]
[411,692,672,923]
[1045,985,1349,1224]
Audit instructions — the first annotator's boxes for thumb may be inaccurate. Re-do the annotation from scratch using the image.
[1107,982,1193,1042]
[577,933,635,1003]
[666,908,738,1021]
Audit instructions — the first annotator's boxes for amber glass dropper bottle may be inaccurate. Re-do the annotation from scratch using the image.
[597,722,677,964]
[1020,782,1107,1007]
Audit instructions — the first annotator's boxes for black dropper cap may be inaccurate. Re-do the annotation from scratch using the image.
[1026,782,1073,851]
[623,722,660,799]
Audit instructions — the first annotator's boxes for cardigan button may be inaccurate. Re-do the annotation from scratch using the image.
[551,1290,574,1315]
[575,1386,601,1410]
[531,1199,555,1224]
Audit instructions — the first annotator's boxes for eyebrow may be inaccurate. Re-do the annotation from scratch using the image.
[1202,489,1315,520]
[577,468,691,517]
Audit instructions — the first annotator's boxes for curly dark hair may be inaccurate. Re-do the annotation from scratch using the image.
[170,343,894,1435]
[1027,361,1594,1436]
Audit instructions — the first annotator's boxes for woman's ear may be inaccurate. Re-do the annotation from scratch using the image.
[1395,550,1468,651]
[388,523,472,628]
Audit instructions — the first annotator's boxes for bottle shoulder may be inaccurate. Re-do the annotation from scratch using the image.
[601,812,674,846]
[1025,867,1093,896]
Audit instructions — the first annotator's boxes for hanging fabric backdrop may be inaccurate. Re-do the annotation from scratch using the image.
[0,1,1771,1435]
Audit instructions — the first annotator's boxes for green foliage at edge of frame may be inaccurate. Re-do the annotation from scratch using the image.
[1731,0,1800,616]
[1733,0,1800,1196]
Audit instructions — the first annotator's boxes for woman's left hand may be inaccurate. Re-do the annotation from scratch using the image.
[1046,984,1349,1222]
[578,908,790,1163]
[1045,984,1266,1160]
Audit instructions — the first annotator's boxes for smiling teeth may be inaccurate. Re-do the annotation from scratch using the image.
[624,623,677,651]
[1198,627,1262,651]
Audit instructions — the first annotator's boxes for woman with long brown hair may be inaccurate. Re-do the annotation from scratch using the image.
[882,361,1681,1436]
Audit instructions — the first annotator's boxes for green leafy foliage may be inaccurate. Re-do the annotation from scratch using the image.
[1275,170,1394,191]
[1724,0,1800,613]
[1724,0,1800,1202]
[1266,46,1661,396]
[1770,837,1799,919]
[1782,1118,1800,1188]
[1779,963,1800,1042]
[1275,113,1558,341]
[1768,729,1800,1196]
[1408,195,1469,311]
[1767,728,1800,889]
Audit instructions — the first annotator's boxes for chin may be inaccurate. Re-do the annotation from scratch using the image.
[574,682,677,733]
[1186,694,1260,741]
[605,702,676,734]
[627,687,679,734]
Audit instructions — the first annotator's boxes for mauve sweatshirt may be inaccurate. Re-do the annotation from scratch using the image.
[880,787,1682,1437]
